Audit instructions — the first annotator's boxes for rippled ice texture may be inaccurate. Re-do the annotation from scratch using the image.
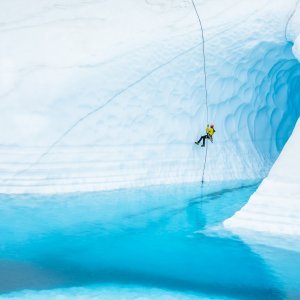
[0,0,299,193]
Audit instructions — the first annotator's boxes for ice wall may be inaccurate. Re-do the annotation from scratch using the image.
[224,119,300,236]
[0,0,299,193]
[224,5,300,237]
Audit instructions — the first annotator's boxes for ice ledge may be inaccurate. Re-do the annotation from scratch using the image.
[224,118,300,237]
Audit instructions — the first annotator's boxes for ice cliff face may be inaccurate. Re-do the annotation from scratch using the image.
[224,119,300,237]
[0,0,299,193]
[224,3,300,238]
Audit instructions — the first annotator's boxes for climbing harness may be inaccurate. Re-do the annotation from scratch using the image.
[191,0,209,184]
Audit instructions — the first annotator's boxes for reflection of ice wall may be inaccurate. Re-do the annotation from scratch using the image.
[0,0,299,193]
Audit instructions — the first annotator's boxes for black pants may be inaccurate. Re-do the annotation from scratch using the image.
[197,134,209,146]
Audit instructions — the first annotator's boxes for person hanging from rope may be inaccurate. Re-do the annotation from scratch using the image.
[195,124,215,147]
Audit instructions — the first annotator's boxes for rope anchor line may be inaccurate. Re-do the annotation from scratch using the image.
[191,0,209,184]
[3,1,211,189]
[284,0,300,42]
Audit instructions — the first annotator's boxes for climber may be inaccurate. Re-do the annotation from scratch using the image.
[195,124,215,147]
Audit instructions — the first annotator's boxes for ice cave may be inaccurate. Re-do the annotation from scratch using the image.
[0,0,299,299]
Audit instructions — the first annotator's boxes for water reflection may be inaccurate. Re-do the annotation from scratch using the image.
[0,181,290,299]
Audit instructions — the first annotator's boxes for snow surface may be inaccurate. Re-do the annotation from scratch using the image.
[0,0,299,193]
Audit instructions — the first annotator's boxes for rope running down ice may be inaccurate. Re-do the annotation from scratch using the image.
[191,0,209,184]
[284,0,300,42]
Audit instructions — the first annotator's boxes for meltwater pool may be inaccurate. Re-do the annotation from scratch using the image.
[0,180,299,299]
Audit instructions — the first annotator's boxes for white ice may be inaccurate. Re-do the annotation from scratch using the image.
[0,284,234,300]
[224,4,300,238]
[0,0,299,194]
[224,119,300,236]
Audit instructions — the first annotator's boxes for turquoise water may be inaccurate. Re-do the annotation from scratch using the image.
[0,181,299,299]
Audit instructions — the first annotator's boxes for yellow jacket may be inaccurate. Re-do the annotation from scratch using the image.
[206,126,215,137]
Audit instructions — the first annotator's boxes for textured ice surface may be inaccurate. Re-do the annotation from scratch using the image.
[0,0,299,193]
[225,120,300,236]
[0,284,238,300]
[0,285,217,300]
[224,3,300,238]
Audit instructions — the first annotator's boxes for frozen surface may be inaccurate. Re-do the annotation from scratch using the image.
[225,119,300,236]
[0,0,299,193]
[0,285,224,300]
[224,3,300,238]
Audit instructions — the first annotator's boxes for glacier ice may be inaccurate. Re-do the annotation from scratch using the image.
[0,284,233,300]
[0,0,299,195]
[0,1,300,298]
[224,3,300,238]
[224,118,300,237]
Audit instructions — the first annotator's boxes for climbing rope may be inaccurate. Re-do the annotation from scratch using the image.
[191,0,209,124]
[191,0,209,184]
[284,0,300,42]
